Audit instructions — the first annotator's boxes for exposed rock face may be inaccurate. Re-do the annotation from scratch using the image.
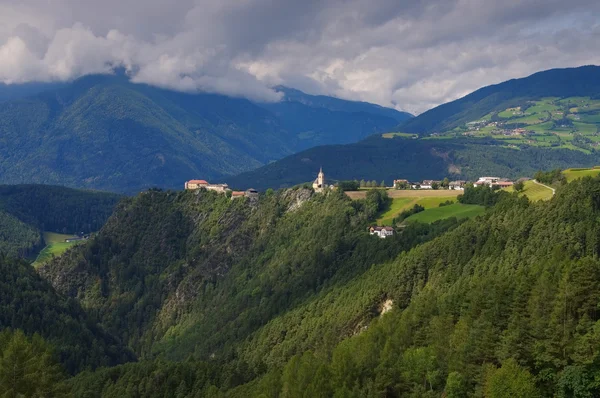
[285,188,314,212]
[380,299,394,315]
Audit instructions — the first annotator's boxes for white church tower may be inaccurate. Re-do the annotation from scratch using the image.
[313,167,325,193]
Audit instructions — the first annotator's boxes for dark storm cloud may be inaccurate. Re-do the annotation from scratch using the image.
[0,0,599,112]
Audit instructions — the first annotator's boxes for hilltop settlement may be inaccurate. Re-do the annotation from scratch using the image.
[184,179,258,200]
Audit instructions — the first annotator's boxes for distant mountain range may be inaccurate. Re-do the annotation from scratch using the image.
[229,65,600,189]
[0,74,410,193]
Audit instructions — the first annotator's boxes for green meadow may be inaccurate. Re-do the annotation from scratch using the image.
[563,167,600,182]
[32,232,81,269]
[404,203,485,223]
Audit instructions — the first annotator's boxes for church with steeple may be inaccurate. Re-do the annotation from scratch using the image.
[312,167,325,193]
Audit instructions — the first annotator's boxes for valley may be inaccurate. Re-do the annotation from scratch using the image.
[3,63,600,397]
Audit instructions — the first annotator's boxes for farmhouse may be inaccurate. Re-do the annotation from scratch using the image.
[420,180,441,189]
[449,180,467,190]
[231,191,245,199]
[369,226,394,239]
[474,177,513,188]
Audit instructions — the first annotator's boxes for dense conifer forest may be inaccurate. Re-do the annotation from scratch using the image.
[5,176,600,396]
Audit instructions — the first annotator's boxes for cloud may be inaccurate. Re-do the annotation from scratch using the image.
[0,0,600,111]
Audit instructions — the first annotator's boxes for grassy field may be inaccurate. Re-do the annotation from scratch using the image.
[503,180,554,201]
[368,189,462,225]
[404,203,485,223]
[377,198,415,225]
[32,232,80,268]
[563,167,600,182]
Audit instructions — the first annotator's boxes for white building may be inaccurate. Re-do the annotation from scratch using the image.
[369,226,394,238]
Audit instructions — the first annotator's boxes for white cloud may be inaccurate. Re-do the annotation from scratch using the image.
[0,0,600,111]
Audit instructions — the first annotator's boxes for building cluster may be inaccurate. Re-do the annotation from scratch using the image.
[473,177,514,188]
[393,176,514,190]
[393,179,467,190]
[184,180,259,200]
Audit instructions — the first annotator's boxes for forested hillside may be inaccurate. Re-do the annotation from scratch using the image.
[22,175,600,397]
[0,185,120,257]
[0,256,133,375]
[261,86,411,149]
[40,187,455,365]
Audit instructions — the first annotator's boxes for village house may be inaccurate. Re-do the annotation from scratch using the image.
[231,191,245,200]
[474,177,513,188]
[420,180,441,189]
[369,226,394,239]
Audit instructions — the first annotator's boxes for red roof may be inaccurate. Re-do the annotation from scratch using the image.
[231,191,245,197]
[188,180,208,185]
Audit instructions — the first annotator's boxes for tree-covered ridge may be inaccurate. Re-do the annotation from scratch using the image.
[0,255,133,375]
[39,187,459,367]
[0,211,41,258]
[226,176,600,396]
[0,184,121,258]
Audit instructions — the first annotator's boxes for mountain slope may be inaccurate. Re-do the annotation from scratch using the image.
[0,255,133,374]
[226,175,600,397]
[0,75,407,193]
[39,188,457,365]
[0,74,295,193]
[400,65,600,133]
[262,87,412,149]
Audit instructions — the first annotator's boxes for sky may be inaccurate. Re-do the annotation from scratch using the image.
[0,0,599,114]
